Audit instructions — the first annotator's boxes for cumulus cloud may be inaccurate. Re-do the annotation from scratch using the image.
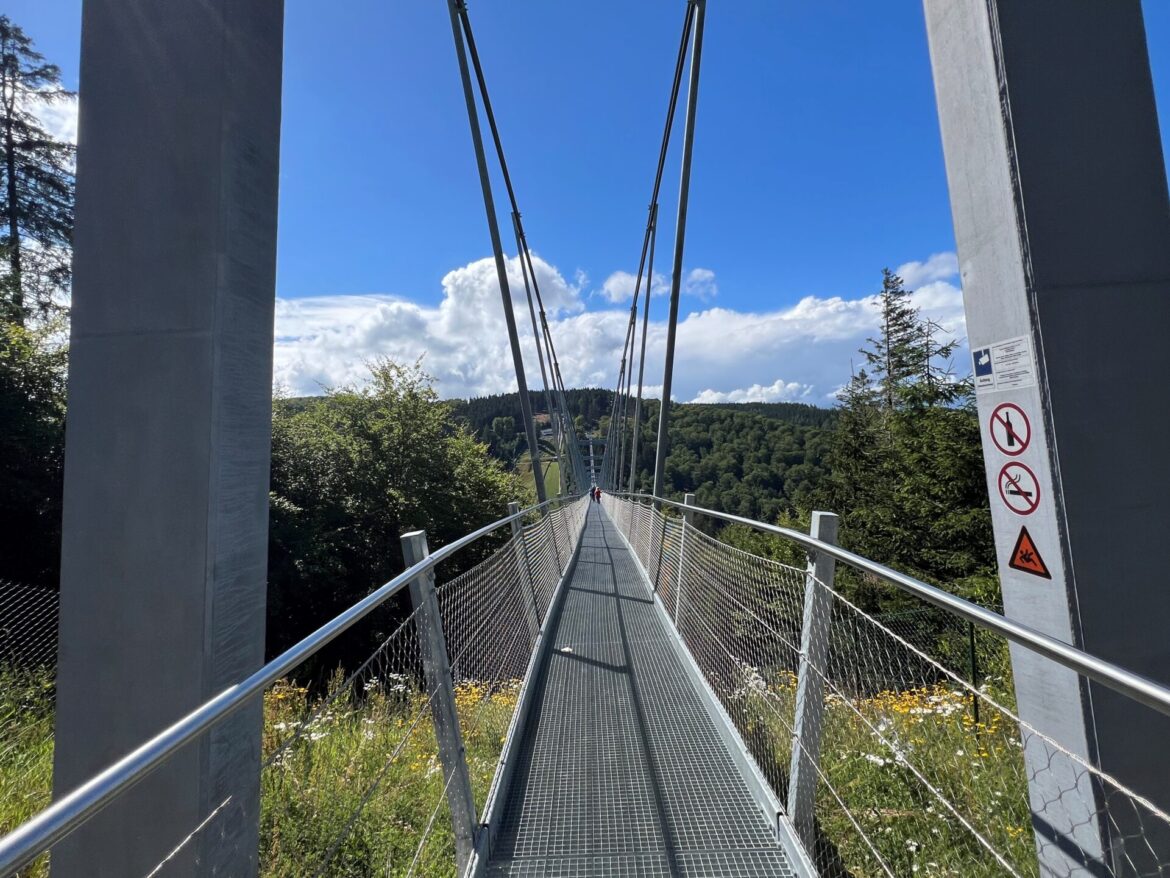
[895,252,958,288]
[26,90,78,146]
[597,266,715,303]
[274,251,967,405]
[599,270,668,303]
[690,379,812,404]
[275,252,586,397]
[683,267,718,300]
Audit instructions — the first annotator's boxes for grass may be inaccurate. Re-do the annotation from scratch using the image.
[0,668,55,829]
[515,451,560,499]
[735,662,1035,877]
[0,669,515,878]
[0,666,55,878]
[815,679,1033,876]
[3,658,1036,877]
[260,675,517,876]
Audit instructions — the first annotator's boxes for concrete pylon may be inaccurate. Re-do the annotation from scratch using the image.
[52,1,283,875]
[924,1,1170,873]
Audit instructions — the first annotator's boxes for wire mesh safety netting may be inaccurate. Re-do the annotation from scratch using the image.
[602,495,1170,878]
[15,497,589,878]
[0,582,58,673]
[0,582,59,846]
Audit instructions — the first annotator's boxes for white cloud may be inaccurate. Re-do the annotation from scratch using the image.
[275,253,587,398]
[274,251,968,405]
[26,90,78,146]
[683,267,717,300]
[690,379,811,404]
[598,269,668,303]
[895,251,958,288]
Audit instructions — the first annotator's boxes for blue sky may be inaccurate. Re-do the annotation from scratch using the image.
[13,2,1170,403]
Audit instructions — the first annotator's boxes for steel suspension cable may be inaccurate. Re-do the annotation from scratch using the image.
[458,4,582,495]
[608,318,636,489]
[606,2,696,492]
[446,0,547,503]
[652,0,707,499]
[511,214,563,486]
[628,205,659,492]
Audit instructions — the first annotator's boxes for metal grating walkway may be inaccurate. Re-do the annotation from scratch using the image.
[486,506,792,877]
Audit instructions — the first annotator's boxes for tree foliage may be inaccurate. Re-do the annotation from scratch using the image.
[631,403,831,521]
[267,360,521,669]
[0,16,74,324]
[821,270,993,611]
[0,318,66,585]
[456,388,834,522]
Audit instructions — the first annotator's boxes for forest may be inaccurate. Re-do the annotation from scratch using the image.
[450,390,835,522]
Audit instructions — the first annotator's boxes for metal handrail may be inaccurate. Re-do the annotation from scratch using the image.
[0,494,581,877]
[612,491,1170,720]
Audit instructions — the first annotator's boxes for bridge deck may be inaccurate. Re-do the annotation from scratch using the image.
[486,506,792,877]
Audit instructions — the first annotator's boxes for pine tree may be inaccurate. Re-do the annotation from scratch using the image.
[863,269,921,409]
[821,269,994,610]
[863,269,969,410]
[0,17,75,325]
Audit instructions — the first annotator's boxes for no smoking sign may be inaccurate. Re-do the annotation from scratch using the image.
[989,403,1030,456]
[998,462,1041,515]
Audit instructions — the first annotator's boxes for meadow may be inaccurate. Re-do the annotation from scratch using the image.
[1,671,515,877]
[1,658,1036,877]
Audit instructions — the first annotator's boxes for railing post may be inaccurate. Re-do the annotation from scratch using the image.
[401,530,478,873]
[787,511,839,855]
[674,493,695,625]
[652,503,669,591]
[548,499,565,572]
[509,501,542,636]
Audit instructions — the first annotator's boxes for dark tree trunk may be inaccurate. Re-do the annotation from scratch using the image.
[3,112,21,324]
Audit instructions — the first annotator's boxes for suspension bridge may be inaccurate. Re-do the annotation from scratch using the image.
[5,0,1170,875]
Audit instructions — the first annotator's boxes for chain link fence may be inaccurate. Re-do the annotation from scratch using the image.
[603,494,1170,878]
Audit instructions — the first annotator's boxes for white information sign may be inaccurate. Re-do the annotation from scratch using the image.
[973,335,1037,394]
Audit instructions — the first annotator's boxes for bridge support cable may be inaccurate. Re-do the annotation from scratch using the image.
[510,213,564,489]
[456,0,589,498]
[652,0,706,500]
[612,300,642,491]
[607,325,635,490]
[446,0,547,504]
[628,204,659,492]
[456,1,588,499]
[615,299,641,493]
[621,203,661,493]
[601,2,695,495]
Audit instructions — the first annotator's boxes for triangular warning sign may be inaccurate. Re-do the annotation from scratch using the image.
[1008,526,1051,579]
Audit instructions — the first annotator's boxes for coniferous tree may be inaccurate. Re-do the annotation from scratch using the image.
[862,269,968,410]
[0,16,75,324]
[863,269,920,410]
[821,269,994,610]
